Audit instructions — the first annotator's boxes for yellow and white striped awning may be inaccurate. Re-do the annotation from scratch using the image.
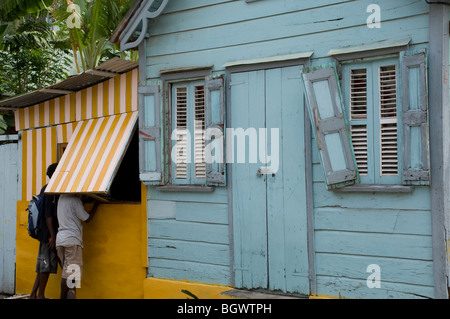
[46,111,138,194]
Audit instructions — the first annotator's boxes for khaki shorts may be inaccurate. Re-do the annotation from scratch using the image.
[56,245,83,283]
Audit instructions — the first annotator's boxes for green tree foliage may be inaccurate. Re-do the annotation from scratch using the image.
[0,112,15,134]
[49,0,136,72]
[0,0,54,22]
[0,18,71,95]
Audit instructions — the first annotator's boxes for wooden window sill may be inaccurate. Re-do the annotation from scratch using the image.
[332,184,414,193]
[156,185,215,193]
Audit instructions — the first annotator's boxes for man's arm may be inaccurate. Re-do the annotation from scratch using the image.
[84,201,100,223]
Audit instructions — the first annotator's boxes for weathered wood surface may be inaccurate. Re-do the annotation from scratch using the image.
[143,0,434,298]
[147,187,231,285]
[0,142,18,294]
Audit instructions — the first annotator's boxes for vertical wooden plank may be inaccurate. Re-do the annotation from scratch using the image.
[115,75,121,115]
[428,3,450,298]
[86,87,93,120]
[109,78,115,116]
[59,96,64,125]
[24,107,30,130]
[281,66,309,294]
[266,66,309,294]
[15,109,23,131]
[49,99,55,126]
[0,144,4,292]
[132,69,139,111]
[38,103,44,128]
[120,73,127,113]
[0,142,18,294]
[126,70,133,113]
[44,101,50,127]
[70,93,76,122]
[22,130,28,201]
[265,67,286,292]
[102,81,109,117]
[231,70,268,289]
[304,98,316,295]
[29,105,35,129]
[40,128,47,187]
[76,91,82,121]
[31,129,37,198]
[98,83,104,118]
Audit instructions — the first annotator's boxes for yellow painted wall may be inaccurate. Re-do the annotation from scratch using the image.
[143,277,235,299]
[16,201,146,299]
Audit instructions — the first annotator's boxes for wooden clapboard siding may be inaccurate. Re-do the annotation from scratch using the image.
[316,275,434,299]
[145,0,429,77]
[142,0,434,298]
[14,69,138,131]
[147,188,230,285]
[311,131,433,298]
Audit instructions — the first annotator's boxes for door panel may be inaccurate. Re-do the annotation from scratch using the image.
[231,70,268,289]
[231,66,309,295]
[265,67,309,293]
[0,142,18,294]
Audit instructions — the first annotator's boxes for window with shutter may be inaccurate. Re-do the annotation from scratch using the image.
[171,80,208,185]
[342,58,401,185]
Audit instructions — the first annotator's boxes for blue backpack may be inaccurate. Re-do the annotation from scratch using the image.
[27,194,44,240]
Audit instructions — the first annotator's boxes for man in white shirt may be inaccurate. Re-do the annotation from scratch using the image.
[56,194,99,299]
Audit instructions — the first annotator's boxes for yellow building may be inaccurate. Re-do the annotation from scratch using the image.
[2,58,147,299]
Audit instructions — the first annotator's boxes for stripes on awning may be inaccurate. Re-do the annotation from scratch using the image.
[46,111,138,194]
[13,67,138,131]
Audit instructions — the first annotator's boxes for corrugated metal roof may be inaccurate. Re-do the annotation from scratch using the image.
[0,57,138,110]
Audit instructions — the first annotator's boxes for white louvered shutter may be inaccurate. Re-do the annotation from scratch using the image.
[194,85,206,179]
[349,69,368,175]
[174,86,188,179]
[379,65,399,176]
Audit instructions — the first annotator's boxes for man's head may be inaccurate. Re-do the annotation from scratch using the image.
[46,163,58,179]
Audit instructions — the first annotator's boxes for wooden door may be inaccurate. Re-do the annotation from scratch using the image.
[0,141,18,294]
[231,66,310,295]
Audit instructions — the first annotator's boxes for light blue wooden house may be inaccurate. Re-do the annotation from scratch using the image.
[111,0,450,299]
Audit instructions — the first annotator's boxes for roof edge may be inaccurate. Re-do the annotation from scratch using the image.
[0,58,138,109]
